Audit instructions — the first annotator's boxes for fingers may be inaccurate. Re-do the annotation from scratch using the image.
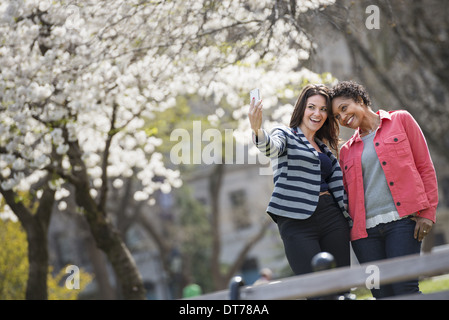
[418,227,428,242]
[413,222,420,241]
[412,216,420,240]
[248,98,263,131]
[412,217,433,242]
[254,99,262,116]
[249,97,262,110]
[420,224,432,242]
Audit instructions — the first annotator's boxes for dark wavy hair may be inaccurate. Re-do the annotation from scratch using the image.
[289,84,340,155]
[330,80,372,107]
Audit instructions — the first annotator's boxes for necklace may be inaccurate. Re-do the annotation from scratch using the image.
[360,127,376,135]
[360,116,380,136]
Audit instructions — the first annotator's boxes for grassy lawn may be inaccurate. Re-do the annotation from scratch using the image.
[353,274,449,299]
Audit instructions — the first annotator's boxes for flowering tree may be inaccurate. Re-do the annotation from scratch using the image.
[0,0,335,298]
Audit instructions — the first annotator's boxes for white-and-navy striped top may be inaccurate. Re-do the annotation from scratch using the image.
[253,125,352,226]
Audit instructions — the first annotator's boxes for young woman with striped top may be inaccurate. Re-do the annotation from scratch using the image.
[249,84,352,276]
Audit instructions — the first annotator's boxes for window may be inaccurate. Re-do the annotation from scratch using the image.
[229,189,250,230]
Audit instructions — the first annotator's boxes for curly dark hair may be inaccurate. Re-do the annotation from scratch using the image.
[330,81,372,107]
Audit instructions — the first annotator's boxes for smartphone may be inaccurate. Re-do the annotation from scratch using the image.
[250,88,261,102]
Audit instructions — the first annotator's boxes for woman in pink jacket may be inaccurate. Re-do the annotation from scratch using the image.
[330,81,438,299]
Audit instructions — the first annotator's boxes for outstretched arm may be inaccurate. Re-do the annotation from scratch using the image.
[248,97,287,158]
[248,97,264,139]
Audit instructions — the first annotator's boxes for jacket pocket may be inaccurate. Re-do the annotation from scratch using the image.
[342,158,356,186]
[384,133,409,156]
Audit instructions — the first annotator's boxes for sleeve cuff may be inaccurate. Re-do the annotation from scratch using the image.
[252,129,267,146]
[417,208,436,223]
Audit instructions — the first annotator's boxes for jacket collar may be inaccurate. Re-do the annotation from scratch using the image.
[347,109,391,146]
[291,126,326,157]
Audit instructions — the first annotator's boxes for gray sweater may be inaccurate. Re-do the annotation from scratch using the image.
[361,130,400,228]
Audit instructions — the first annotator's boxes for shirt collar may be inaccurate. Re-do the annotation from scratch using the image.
[292,126,324,156]
[378,109,392,121]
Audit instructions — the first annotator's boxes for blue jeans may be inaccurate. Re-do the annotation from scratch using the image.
[351,217,422,299]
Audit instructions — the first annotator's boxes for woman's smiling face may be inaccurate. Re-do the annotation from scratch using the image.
[331,96,366,129]
[300,94,328,133]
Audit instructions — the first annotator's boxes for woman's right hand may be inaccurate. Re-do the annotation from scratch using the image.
[248,97,263,137]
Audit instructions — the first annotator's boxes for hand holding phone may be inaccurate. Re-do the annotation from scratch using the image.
[250,88,261,103]
[248,88,263,135]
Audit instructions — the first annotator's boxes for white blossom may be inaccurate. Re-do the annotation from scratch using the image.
[12,158,26,171]
[55,188,70,201]
[58,201,67,211]
[0,0,333,206]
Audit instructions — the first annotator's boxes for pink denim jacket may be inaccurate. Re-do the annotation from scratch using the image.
[339,110,438,241]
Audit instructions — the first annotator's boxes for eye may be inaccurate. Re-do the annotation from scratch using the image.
[320,106,327,112]
[334,114,340,120]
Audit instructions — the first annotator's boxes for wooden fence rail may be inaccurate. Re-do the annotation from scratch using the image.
[188,247,449,300]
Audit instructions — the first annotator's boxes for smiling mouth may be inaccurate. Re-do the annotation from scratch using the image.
[345,115,354,126]
[310,118,322,124]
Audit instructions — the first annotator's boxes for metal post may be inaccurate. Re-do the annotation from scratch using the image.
[311,252,356,300]
[311,252,336,272]
[229,276,245,300]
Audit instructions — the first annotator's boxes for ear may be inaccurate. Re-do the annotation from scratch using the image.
[357,96,364,105]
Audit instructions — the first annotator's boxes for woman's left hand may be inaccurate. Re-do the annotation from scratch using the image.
[411,216,433,242]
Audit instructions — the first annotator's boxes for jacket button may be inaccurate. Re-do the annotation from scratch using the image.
[382,161,387,165]
[389,182,394,186]
[394,138,398,142]
[375,142,379,146]
[345,165,347,170]
[396,202,401,206]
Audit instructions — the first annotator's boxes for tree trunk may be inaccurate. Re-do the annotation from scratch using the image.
[25,223,49,300]
[0,179,54,300]
[66,137,146,299]
[82,221,117,299]
[209,163,225,290]
[73,179,146,299]
[225,218,272,283]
